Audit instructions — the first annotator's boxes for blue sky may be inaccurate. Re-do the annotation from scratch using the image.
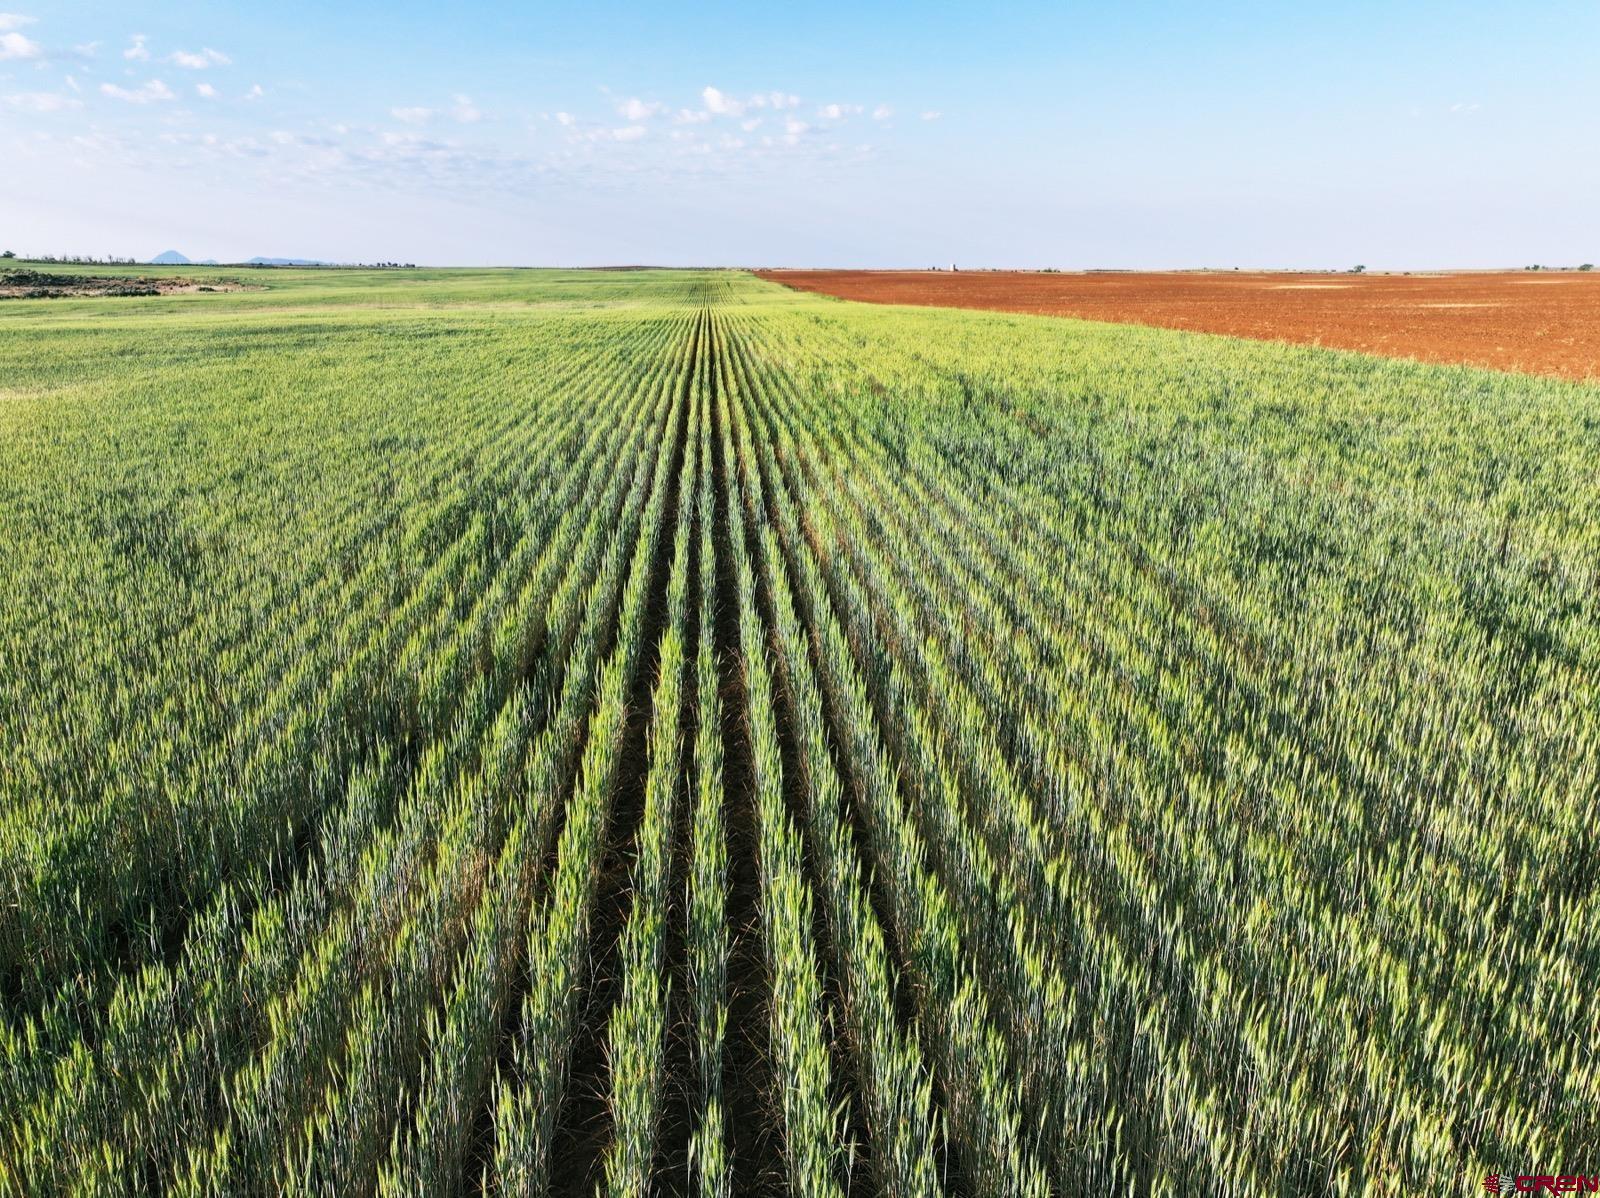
[2,1,1597,267]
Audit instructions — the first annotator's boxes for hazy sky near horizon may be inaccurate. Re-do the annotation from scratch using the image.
[2,1,1597,268]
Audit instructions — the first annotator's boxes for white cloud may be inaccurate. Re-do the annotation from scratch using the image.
[872,104,893,121]
[817,102,862,120]
[245,83,264,99]
[0,28,39,59]
[381,130,446,149]
[16,78,886,202]
[64,74,79,91]
[564,122,650,145]
[920,110,942,120]
[740,117,762,132]
[451,94,481,123]
[123,34,149,61]
[702,85,743,116]
[0,13,35,32]
[391,105,433,123]
[101,79,174,103]
[170,47,230,69]
[5,91,81,113]
[698,86,803,122]
[156,129,274,159]
[1448,101,1481,114]
[675,107,711,124]
[72,41,99,57]
[617,96,661,121]
[195,82,217,98]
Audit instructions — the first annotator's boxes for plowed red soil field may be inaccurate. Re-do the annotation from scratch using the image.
[757,270,1600,382]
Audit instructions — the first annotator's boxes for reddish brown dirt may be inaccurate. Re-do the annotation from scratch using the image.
[756,270,1600,382]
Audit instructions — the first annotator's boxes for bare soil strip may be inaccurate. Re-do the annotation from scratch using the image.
[757,269,1600,382]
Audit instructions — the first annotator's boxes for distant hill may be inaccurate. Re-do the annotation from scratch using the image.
[147,251,327,267]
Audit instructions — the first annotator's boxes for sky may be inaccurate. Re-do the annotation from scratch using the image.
[1,1,1597,268]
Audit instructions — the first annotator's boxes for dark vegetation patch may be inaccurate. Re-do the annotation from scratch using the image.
[0,269,259,299]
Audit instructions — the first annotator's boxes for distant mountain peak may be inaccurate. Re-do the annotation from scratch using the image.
[150,250,191,265]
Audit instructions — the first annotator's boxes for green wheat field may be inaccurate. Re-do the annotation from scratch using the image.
[1,266,1596,1195]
